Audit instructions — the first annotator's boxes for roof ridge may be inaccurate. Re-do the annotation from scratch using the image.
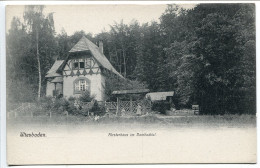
[82,35,89,47]
[69,36,124,78]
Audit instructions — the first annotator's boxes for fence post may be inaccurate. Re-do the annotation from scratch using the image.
[130,96,133,113]
[22,103,25,113]
[14,111,17,118]
[116,97,119,115]
[50,111,52,118]
[66,111,68,119]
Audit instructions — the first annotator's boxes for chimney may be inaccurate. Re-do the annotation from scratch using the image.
[99,41,103,54]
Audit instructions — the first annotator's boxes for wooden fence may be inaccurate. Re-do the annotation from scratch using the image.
[7,102,69,119]
[8,103,35,118]
[105,99,151,115]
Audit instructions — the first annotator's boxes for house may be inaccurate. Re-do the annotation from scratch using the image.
[45,36,123,101]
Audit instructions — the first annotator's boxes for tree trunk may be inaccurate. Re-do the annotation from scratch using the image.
[36,28,41,99]
[123,49,126,78]
[117,49,122,75]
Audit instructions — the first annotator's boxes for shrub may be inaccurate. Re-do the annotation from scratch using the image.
[68,96,76,102]
[37,96,53,110]
[89,100,106,116]
[152,101,171,114]
[66,98,82,115]
[79,91,95,102]
[80,105,90,116]
[35,96,106,117]
[53,98,69,113]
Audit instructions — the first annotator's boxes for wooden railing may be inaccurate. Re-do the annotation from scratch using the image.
[105,100,151,114]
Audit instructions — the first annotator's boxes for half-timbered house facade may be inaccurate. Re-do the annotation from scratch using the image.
[45,36,123,101]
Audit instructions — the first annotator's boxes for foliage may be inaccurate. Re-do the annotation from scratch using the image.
[68,96,76,101]
[7,5,57,101]
[189,4,255,114]
[152,101,171,114]
[79,91,95,102]
[90,100,106,116]
[34,96,106,116]
[104,71,147,101]
[36,96,53,110]
[162,4,255,114]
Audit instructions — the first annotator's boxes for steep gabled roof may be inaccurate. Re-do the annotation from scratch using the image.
[69,36,124,78]
[51,77,63,83]
[45,60,64,78]
[69,37,90,52]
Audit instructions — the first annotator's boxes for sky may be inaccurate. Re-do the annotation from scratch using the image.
[6,4,196,36]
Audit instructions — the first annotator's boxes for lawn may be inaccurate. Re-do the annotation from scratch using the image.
[7,110,256,129]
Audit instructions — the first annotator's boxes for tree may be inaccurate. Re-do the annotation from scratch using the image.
[189,4,255,114]
[103,71,147,101]
[6,17,37,104]
[109,21,130,78]
[7,5,58,104]
[160,4,255,114]
[23,5,56,99]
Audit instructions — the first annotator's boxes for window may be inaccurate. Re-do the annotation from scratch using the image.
[73,59,85,69]
[74,78,90,94]
[75,79,89,91]
[80,62,85,68]
[74,62,79,69]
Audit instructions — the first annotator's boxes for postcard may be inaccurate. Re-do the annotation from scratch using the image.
[5,3,256,165]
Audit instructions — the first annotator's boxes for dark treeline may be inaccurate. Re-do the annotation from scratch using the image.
[7,4,255,114]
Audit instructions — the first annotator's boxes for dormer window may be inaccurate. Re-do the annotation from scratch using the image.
[73,62,79,69]
[80,62,85,68]
[73,59,85,69]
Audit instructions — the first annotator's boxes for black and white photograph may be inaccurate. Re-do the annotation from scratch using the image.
[3,1,257,165]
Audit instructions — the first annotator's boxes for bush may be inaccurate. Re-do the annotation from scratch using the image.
[53,98,69,113]
[152,101,171,114]
[79,91,95,102]
[35,96,106,117]
[80,105,90,116]
[68,96,76,101]
[37,96,53,110]
[66,99,81,115]
[90,100,106,116]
